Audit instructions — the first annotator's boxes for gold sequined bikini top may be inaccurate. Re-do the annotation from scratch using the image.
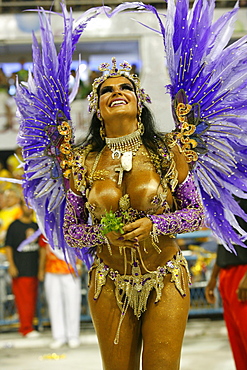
[72,135,178,222]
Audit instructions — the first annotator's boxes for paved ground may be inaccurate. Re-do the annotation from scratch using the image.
[0,319,235,370]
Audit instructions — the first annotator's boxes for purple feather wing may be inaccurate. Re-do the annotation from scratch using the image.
[156,1,247,251]
[106,1,247,252]
[15,4,104,267]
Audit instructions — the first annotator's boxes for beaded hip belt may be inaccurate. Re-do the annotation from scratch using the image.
[89,251,191,344]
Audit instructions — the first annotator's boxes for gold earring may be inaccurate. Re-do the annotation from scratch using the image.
[137,108,144,135]
[100,124,106,140]
[138,121,145,135]
[97,109,102,121]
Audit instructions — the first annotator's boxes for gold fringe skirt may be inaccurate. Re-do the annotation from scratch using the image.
[89,251,191,344]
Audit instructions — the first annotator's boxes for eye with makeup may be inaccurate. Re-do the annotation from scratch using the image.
[100,83,134,96]
[100,86,112,96]
[121,83,134,92]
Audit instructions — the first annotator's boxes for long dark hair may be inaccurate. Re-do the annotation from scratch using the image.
[78,104,166,155]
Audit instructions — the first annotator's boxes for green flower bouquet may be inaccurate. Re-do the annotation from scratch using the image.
[101,210,125,235]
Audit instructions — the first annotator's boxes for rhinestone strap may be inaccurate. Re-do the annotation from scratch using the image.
[147,172,205,237]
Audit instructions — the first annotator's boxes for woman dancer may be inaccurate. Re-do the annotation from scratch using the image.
[63,59,204,369]
[15,2,247,369]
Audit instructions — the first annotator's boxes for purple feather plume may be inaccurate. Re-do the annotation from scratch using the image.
[15,4,104,269]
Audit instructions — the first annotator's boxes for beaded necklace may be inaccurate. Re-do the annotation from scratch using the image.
[105,129,142,159]
[105,129,142,185]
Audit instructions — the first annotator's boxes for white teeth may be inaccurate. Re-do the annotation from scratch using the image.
[110,100,127,107]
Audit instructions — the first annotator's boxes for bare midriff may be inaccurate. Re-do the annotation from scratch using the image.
[97,236,180,275]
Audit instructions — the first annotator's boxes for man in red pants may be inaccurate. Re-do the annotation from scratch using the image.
[205,199,247,370]
[5,198,45,337]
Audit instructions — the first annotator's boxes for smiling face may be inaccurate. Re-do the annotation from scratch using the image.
[98,76,138,126]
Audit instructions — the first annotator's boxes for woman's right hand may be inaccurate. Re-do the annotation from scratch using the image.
[105,231,138,249]
[8,264,19,278]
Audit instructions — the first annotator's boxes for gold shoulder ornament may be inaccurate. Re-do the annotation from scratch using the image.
[169,89,210,165]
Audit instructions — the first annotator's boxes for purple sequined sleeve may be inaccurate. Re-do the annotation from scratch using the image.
[147,172,204,236]
[63,189,106,249]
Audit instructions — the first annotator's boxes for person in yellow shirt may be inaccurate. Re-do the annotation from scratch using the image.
[0,188,22,248]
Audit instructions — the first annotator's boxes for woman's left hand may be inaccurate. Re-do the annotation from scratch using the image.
[237,272,247,302]
[122,217,153,243]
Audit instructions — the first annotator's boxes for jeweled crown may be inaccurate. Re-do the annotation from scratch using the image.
[87,57,151,114]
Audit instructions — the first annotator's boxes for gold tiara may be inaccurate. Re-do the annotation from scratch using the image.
[87,57,151,114]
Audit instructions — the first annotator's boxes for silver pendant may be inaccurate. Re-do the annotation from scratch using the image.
[121,151,132,172]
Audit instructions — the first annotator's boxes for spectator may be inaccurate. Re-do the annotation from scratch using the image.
[5,199,45,338]
[39,237,82,349]
[0,187,22,248]
[205,198,247,370]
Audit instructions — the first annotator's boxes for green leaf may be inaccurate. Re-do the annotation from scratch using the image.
[101,210,124,235]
